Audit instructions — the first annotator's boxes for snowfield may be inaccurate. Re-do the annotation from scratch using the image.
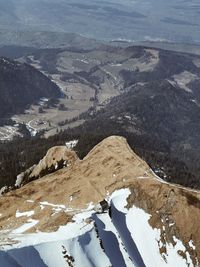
[0,189,195,267]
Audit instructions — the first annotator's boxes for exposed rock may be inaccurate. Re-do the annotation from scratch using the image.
[16,146,79,187]
[0,186,8,196]
[30,145,79,179]
[15,165,36,188]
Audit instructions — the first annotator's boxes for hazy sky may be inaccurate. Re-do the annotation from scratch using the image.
[0,0,200,44]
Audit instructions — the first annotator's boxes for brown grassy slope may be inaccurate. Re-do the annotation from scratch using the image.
[0,136,199,262]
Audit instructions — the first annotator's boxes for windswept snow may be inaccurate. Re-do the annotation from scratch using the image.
[110,189,194,267]
[6,206,95,249]
[13,219,39,234]
[0,188,195,267]
[93,212,135,267]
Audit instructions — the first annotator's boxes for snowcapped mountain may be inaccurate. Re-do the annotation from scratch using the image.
[0,136,199,266]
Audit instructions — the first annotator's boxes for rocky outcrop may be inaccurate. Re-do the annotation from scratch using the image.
[30,146,79,180]
[15,146,79,187]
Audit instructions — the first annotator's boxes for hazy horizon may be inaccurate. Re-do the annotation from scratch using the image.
[0,0,200,44]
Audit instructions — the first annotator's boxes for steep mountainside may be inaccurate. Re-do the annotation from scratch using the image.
[75,78,200,187]
[0,57,61,119]
[0,136,199,266]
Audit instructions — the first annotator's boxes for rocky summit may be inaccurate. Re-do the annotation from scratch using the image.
[0,136,199,267]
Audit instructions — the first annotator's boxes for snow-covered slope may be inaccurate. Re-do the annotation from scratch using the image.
[0,189,197,267]
[0,136,199,266]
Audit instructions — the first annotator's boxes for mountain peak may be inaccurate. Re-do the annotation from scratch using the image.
[0,136,153,233]
[0,136,199,266]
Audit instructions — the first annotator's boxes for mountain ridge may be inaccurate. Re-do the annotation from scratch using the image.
[0,136,199,266]
[1,45,200,193]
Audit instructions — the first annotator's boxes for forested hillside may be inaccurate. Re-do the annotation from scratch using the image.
[0,127,197,190]
[0,57,61,119]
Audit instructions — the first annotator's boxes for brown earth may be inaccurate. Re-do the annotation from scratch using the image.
[0,136,199,263]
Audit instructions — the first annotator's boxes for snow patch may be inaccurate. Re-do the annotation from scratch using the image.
[39,201,66,209]
[27,200,34,203]
[189,240,196,250]
[8,211,94,249]
[13,219,39,234]
[15,173,24,187]
[16,210,35,218]
[65,140,78,149]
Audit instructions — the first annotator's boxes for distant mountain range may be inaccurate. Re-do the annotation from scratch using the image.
[0,0,200,44]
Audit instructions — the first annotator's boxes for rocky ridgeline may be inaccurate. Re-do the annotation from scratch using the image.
[0,136,199,266]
